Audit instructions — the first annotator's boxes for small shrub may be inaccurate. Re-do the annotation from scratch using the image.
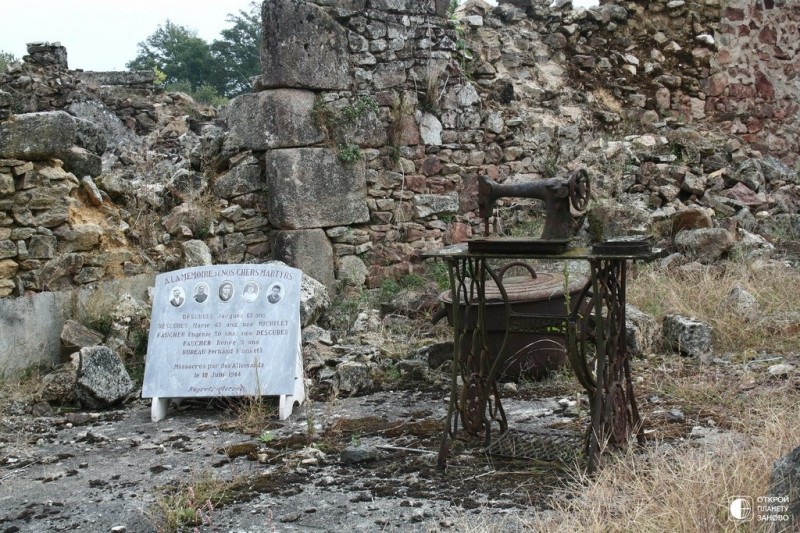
[338,144,362,163]
[379,279,402,303]
[340,95,378,122]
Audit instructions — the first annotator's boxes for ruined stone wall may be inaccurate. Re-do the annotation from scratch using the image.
[0,42,164,135]
[597,0,800,163]
[712,0,800,161]
[232,0,467,290]
[1,0,798,301]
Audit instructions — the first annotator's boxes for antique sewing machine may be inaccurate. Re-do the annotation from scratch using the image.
[426,165,653,472]
[476,167,591,242]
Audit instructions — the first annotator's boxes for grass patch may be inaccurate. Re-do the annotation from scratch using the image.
[445,373,800,532]
[229,394,277,436]
[522,383,799,532]
[627,261,800,353]
[149,471,231,532]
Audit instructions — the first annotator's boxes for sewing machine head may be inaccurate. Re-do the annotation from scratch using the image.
[477,168,591,240]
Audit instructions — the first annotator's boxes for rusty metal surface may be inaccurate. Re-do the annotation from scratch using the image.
[477,168,591,240]
[483,428,583,463]
[433,253,647,472]
[592,236,653,255]
[467,237,572,255]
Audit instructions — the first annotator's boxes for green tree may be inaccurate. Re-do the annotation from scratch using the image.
[211,1,262,97]
[126,20,225,97]
[126,3,261,103]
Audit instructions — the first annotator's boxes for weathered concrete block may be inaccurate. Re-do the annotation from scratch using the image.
[663,314,713,356]
[272,229,336,293]
[75,346,134,408]
[72,116,107,156]
[80,176,104,207]
[261,0,352,90]
[587,200,651,241]
[62,146,102,178]
[28,235,58,259]
[420,113,443,146]
[0,275,153,378]
[626,304,660,357]
[68,100,136,149]
[338,255,369,286]
[40,355,79,403]
[0,111,76,160]
[0,173,13,196]
[227,90,324,150]
[0,259,18,279]
[336,360,371,393]
[0,240,17,259]
[265,148,369,229]
[412,193,459,218]
[299,270,331,327]
[54,224,103,253]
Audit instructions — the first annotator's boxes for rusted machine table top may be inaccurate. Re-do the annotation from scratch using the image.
[422,242,660,261]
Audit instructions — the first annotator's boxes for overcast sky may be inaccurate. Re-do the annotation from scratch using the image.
[1,0,598,72]
[1,0,256,71]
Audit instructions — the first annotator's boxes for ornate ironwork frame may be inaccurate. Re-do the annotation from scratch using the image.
[424,244,655,472]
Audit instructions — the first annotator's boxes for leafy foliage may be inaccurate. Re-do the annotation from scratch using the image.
[338,144,362,163]
[126,2,261,103]
[210,3,262,97]
[127,21,221,93]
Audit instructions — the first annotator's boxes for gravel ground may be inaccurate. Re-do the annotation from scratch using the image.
[0,383,580,533]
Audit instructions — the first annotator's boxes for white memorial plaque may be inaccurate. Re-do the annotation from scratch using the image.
[142,264,303,408]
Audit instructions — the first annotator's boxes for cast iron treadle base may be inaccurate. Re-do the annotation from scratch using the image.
[483,428,583,463]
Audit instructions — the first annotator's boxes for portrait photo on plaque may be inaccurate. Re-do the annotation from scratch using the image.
[242,280,259,303]
[218,280,235,302]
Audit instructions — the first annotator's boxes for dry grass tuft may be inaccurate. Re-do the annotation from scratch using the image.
[447,382,800,532]
[229,395,277,436]
[593,87,624,115]
[446,260,800,532]
[149,470,231,533]
[627,261,800,353]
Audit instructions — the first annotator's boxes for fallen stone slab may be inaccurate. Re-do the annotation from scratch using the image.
[60,319,104,351]
[74,346,134,408]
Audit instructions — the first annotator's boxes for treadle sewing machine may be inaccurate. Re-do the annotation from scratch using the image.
[424,167,656,472]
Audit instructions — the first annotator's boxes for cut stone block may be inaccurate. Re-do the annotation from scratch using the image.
[265,148,369,229]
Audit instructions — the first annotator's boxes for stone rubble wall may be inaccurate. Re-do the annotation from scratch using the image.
[0,0,798,302]
[235,0,799,288]
[0,42,169,135]
[596,0,800,163]
[713,0,800,159]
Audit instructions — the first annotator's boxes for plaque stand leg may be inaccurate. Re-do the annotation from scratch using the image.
[279,342,305,420]
[151,397,170,422]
